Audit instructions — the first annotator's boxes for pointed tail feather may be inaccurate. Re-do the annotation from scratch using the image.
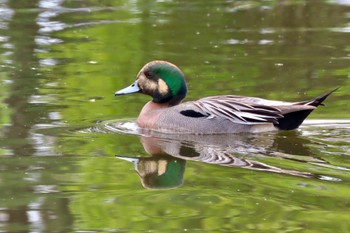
[275,88,338,130]
[300,87,339,107]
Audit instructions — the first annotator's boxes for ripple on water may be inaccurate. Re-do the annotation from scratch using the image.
[301,119,350,139]
[85,119,140,135]
[303,120,350,156]
[104,120,140,135]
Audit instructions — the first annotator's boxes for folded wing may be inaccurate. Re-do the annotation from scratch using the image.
[191,95,285,125]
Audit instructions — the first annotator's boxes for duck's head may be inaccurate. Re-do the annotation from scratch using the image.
[115,60,187,105]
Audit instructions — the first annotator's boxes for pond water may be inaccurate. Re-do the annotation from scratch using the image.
[0,0,350,232]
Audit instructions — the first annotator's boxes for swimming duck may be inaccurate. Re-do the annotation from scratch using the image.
[115,60,336,134]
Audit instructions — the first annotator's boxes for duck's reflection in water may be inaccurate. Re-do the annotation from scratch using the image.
[117,131,327,189]
[118,154,186,189]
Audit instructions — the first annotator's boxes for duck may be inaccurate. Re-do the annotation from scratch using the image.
[115,60,336,134]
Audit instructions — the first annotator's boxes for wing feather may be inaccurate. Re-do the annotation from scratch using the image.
[191,95,283,125]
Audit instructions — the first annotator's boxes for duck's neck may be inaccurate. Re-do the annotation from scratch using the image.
[136,101,171,128]
[139,101,170,115]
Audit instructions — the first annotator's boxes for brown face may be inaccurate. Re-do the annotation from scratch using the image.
[137,71,169,97]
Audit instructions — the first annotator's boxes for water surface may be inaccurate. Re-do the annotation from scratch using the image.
[0,0,350,232]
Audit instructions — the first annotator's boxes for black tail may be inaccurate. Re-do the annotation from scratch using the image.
[275,88,338,130]
[276,110,314,130]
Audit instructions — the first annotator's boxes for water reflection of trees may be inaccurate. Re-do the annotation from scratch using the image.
[1,0,73,232]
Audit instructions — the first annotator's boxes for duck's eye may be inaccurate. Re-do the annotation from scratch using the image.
[144,70,154,79]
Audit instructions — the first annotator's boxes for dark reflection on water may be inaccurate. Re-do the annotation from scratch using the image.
[106,120,349,189]
[4,0,41,157]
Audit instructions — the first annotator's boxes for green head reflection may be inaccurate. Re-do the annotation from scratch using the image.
[117,155,186,189]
